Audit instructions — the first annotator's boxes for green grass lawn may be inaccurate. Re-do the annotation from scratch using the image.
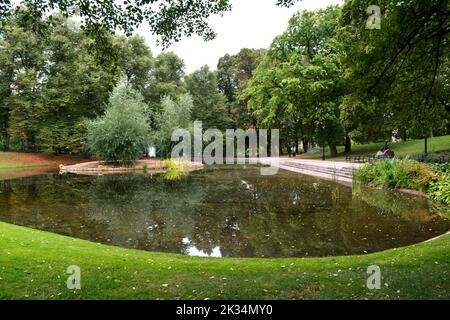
[0,221,448,300]
[298,135,450,160]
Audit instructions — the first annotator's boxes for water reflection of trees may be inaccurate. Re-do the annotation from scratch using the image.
[0,168,449,258]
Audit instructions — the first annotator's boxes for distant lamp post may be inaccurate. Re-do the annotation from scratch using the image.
[424,137,428,162]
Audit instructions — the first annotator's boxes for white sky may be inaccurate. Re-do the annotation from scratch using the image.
[138,0,343,73]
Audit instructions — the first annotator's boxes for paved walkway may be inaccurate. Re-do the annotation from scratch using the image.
[258,157,364,186]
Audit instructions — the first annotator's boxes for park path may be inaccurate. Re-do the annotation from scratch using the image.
[258,157,364,186]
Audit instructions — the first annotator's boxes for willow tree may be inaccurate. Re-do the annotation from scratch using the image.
[87,82,151,165]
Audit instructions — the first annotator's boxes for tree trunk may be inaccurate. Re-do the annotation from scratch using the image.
[295,134,299,154]
[2,133,9,152]
[344,135,351,153]
[1,117,9,151]
[302,139,309,153]
[329,143,338,158]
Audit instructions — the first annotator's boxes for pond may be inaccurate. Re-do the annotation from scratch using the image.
[0,165,448,258]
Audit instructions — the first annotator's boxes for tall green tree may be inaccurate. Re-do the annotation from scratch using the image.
[114,35,154,92]
[185,65,231,130]
[145,52,186,114]
[152,94,193,158]
[0,12,153,154]
[245,6,345,156]
[217,48,265,129]
[339,0,449,141]
[37,17,115,154]
[1,13,46,151]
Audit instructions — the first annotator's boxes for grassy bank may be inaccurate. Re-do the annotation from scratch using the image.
[298,135,450,160]
[0,222,448,300]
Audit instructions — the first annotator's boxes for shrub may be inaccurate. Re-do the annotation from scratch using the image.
[87,82,150,165]
[354,159,437,191]
[163,159,189,181]
[429,163,450,174]
[428,174,450,205]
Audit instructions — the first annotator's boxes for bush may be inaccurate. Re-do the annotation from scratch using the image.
[87,82,150,165]
[354,159,437,191]
[429,163,450,174]
[163,159,189,181]
[428,174,450,205]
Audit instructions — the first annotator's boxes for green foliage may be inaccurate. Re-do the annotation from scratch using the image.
[87,82,150,165]
[144,52,186,114]
[217,48,266,129]
[163,159,189,181]
[36,120,88,155]
[339,0,449,140]
[0,13,159,154]
[428,175,450,205]
[354,159,438,191]
[0,1,234,50]
[185,65,231,130]
[244,6,344,155]
[429,163,450,174]
[114,35,154,92]
[152,94,193,158]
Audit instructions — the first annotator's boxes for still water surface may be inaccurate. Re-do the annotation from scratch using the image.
[0,166,448,258]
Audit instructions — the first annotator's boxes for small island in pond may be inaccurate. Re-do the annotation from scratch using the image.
[60,159,203,175]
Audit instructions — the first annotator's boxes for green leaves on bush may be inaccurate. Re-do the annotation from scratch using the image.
[429,163,450,174]
[355,159,450,207]
[428,175,450,205]
[354,159,437,191]
[87,82,150,165]
[163,159,189,181]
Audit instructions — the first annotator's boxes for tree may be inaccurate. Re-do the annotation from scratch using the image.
[185,65,231,130]
[245,6,345,156]
[87,82,150,165]
[2,13,47,152]
[37,16,115,154]
[152,94,193,158]
[145,52,186,114]
[217,48,265,129]
[114,35,154,92]
[0,12,156,154]
[339,0,449,141]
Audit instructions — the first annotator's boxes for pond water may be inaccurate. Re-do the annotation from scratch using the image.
[0,165,449,258]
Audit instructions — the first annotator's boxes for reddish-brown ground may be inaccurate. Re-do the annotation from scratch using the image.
[0,152,92,180]
[0,152,91,166]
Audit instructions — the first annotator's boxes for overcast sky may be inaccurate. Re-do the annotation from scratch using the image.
[138,0,343,74]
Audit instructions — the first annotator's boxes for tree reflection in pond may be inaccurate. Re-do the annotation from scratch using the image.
[0,166,448,258]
